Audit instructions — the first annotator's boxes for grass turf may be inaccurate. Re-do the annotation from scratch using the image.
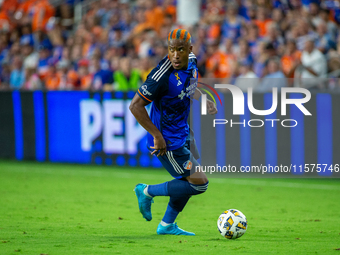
[0,160,340,254]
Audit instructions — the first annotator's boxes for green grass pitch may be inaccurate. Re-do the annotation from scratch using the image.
[0,160,340,254]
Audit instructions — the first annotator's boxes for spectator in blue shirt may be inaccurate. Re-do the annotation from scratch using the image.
[20,24,34,48]
[37,44,52,79]
[256,57,287,92]
[0,62,11,87]
[91,57,113,90]
[10,55,25,89]
[237,39,254,66]
[315,21,336,54]
[319,9,338,40]
[221,2,244,43]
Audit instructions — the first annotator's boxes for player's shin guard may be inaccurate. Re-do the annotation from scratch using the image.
[147,182,169,197]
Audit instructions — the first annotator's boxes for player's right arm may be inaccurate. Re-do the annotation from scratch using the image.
[129,94,167,157]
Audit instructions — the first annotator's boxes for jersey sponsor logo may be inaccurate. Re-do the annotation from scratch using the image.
[178,82,197,100]
[177,80,182,86]
[186,83,197,92]
[141,85,152,96]
[183,160,193,170]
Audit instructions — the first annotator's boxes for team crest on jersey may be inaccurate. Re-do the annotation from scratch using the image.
[183,160,192,170]
[192,69,197,79]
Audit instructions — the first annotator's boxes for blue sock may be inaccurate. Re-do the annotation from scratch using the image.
[162,195,191,223]
[154,179,208,224]
[162,204,179,224]
[148,182,169,197]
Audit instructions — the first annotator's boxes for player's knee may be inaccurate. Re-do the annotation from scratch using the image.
[186,171,208,185]
[201,176,209,184]
[190,181,209,195]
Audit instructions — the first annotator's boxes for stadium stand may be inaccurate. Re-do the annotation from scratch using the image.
[0,0,339,91]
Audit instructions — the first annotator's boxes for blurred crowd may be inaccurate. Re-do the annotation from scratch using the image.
[0,0,340,92]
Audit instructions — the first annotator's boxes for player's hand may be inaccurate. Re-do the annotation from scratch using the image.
[207,99,218,115]
[150,135,167,157]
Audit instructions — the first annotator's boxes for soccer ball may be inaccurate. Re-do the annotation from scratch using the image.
[217,209,247,239]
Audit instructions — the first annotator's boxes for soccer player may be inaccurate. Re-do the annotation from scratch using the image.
[129,28,217,236]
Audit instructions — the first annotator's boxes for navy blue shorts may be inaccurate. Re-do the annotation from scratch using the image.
[157,136,200,179]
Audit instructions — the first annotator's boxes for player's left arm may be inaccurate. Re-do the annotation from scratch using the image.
[193,88,218,115]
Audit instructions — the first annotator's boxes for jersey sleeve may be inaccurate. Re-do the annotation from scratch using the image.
[137,68,169,103]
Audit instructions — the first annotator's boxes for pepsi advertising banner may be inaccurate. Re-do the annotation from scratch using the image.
[0,91,162,168]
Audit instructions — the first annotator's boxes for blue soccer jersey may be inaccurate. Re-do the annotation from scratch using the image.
[137,53,198,151]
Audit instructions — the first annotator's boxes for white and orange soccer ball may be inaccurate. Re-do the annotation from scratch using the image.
[217,209,248,239]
